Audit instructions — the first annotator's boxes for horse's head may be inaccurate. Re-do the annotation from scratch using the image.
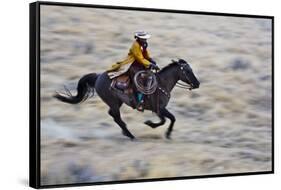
[174,59,200,89]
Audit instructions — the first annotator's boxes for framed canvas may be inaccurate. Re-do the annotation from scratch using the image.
[29,1,274,189]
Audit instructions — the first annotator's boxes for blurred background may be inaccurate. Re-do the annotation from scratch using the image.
[40,5,272,186]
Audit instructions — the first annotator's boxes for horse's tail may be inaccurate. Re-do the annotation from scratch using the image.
[53,73,98,104]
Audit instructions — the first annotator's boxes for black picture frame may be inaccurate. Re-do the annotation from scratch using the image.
[30,1,274,189]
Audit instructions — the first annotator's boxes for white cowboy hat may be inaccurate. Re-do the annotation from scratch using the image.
[134,31,151,39]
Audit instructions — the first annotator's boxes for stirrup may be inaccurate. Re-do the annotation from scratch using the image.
[136,101,144,112]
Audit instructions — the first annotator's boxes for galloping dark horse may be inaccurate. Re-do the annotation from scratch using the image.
[54,59,200,140]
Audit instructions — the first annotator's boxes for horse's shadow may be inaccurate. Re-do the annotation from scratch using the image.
[108,133,180,144]
[80,130,197,146]
[100,133,162,143]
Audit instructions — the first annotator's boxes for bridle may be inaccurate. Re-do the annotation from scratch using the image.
[154,61,194,99]
[176,63,194,90]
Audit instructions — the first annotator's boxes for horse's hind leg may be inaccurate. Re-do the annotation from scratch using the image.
[161,108,176,139]
[108,108,135,140]
[144,115,166,128]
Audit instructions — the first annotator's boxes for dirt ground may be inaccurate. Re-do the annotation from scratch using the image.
[39,5,272,185]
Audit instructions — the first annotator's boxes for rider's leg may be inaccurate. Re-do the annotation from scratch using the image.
[136,74,153,111]
[136,92,144,111]
[137,93,143,103]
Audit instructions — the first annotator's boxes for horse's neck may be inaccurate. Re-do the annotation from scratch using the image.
[158,67,179,92]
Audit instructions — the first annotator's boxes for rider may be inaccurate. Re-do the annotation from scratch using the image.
[107,31,159,111]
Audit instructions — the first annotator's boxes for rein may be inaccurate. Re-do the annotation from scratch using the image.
[176,82,192,90]
[175,65,193,90]
[156,63,193,99]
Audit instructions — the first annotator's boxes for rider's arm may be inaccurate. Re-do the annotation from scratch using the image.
[130,42,151,68]
[143,49,151,60]
[143,48,157,65]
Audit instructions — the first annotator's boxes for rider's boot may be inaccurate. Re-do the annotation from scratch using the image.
[136,93,144,112]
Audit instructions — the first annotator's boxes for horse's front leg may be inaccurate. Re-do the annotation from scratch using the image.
[108,108,135,140]
[161,108,176,139]
[144,114,166,128]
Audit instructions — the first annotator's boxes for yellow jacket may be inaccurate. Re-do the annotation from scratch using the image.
[108,41,151,72]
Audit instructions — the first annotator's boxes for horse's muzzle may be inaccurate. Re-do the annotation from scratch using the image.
[192,81,200,89]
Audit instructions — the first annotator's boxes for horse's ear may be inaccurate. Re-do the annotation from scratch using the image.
[171,59,177,63]
[178,58,187,64]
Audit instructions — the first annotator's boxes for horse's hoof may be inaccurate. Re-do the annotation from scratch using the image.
[165,132,172,140]
[144,120,157,128]
[144,120,152,126]
[122,130,135,140]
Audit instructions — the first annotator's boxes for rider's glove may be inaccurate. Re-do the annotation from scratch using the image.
[150,59,157,65]
[149,62,160,70]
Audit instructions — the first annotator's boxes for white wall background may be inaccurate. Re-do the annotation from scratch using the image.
[0,0,278,189]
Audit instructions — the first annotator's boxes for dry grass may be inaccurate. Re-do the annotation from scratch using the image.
[40,5,272,185]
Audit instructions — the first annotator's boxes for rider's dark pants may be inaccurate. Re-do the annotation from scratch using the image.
[128,61,146,104]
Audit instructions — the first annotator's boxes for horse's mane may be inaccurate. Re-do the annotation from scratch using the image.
[159,61,178,74]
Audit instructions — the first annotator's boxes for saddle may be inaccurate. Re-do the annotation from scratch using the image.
[110,63,159,112]
[111,71,157,94]
[110,74,133,94]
